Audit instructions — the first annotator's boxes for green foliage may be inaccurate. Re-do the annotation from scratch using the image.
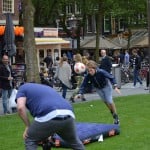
[111,0,147,24]
[31,0,147,27]
[0,94,149,150]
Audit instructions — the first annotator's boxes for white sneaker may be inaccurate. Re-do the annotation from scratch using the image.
[138,84,143,88]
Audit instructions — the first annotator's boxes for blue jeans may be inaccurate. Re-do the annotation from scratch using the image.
[2,89,12,113]
[61,83,68,98]
[133,69,142,86]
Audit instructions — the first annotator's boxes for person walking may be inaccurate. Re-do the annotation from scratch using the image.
[15,83,85,150]
[70,53,87,103]
[124,50,130,66]
[54,56,72,98]
[76,60,120,125]
[99,49,112,73]
[130,49,143,87]
[145,68,149,90]
[0,55,14,115]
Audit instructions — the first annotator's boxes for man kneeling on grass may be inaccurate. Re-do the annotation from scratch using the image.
[15,83,85,150]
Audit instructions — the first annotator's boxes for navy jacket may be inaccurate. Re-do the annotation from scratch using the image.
[99,56,112,73]
[79,68,117,94]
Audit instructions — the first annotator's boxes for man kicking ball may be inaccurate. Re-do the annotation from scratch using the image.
[75,60,121,125]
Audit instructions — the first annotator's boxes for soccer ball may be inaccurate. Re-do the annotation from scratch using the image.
[74,62,86,74]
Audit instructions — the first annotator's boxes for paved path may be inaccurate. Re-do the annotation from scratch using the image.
[0,81,149,115]
[64,81,149,101]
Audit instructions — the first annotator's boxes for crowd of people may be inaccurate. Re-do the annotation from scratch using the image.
[109,48,149,89]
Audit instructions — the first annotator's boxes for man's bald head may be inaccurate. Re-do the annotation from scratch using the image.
[101,49,106,57]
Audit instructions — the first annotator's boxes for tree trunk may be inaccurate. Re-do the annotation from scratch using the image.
[22,0,40,83]
[95,13,100,62]
[127,28,132,50]
[95,3,103,63]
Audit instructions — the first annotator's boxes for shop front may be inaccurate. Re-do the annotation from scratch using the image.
[35,37,70,71]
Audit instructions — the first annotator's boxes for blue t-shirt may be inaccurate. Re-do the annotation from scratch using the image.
[16,83,73,117]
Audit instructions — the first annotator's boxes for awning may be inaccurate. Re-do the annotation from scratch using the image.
[81,36,121,49]
[133,37,148,47]
[35,38,70,45]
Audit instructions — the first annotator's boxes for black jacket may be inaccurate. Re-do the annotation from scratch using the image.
[99,56,112,73]
[130,55,141,70]
[0,63,14,90]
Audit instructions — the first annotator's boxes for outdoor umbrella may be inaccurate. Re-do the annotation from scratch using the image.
[3,13,16,56]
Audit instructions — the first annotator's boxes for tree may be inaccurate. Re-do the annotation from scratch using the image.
[32,0,58,26]
[22,0,40,82]
[111,0,147,49]
[29,0,147,63]
[86,0,114,62]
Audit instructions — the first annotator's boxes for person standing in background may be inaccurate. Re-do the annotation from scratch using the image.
[124,50,130,66]
[69,53,87,102]
[0,55,14,114]
[130,49,143,87]
[54,56,72,98]
[119,50,125,66]
[145,68,149,90]
[99,49,112,73]
[43,51,53,69]
[112,50,120,65]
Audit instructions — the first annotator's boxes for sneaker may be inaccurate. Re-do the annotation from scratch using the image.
[82,98,86,101]
[132,85,136,88]
[69,97,75,103]
[114,118,120,125]
[4,111,11,115]
[138,84,143,88]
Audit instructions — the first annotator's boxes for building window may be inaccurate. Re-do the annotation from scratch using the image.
[104,16,110,33]
[2,0,14,13]
[75,3,81,14]
[87,15,92,33]
[118,18,124,32]
[66,4,73,15]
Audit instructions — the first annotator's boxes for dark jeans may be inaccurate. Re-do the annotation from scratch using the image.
[146,71,149,87]
[133,69,142,86]
[61,83,68,98]
[25,117,85,150]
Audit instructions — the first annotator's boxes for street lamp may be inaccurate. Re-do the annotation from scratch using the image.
[68,14,81,51]
[147,0,150,92]
[68,14,78,50]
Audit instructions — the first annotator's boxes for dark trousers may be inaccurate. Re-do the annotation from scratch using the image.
[133,69,142,86]
[61,83,68,98]
[25,117,85,150]
[146,71,149,87]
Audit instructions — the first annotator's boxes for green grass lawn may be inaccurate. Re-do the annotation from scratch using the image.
[0,94,150,150]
